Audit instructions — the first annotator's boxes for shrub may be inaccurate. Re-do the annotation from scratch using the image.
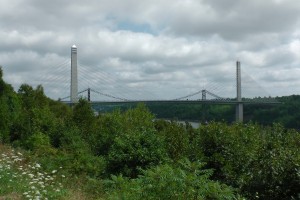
[24,131,51,151]
[105,159,241,200]
[107,130,168,178]
[155,120,190,161]
[193,122,300,200]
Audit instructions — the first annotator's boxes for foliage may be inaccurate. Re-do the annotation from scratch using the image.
[0,68,299,199]
[193,122,300,200]
[0,146,67,199]
[105,159,240,200]
[155,120,191,160]
[107,129,168,177]
[72,98,96,131]
[108,105,169,177]
[120,95,300,130]
[0,69,21,143]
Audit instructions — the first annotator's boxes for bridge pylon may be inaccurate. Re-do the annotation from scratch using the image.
[236,61,243,122]
[71,45,78,103]
[88,88,91,102]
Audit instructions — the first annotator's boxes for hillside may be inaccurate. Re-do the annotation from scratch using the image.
[0,67,299,199]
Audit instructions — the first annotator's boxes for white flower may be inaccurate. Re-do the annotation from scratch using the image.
[28,174,34,178]
[51,170,57,174]
[38,181,44,185]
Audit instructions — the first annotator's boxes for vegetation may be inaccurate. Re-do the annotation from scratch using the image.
[0,67,299,199]
[103,96,300,130]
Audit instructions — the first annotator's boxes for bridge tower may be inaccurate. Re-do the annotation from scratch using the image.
[71,45,78,103]
[236,61,243,122]
[87,88,91,102]
[201,90,206,100]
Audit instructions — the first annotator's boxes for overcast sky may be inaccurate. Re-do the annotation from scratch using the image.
[1,0,300,100]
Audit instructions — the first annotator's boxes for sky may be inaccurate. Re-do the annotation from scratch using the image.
[1,0,300,101]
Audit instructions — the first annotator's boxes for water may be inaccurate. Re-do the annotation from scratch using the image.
[159,119,201,129]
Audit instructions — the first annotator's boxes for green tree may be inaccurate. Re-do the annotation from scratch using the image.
[0,67,22,143]
[72,98,96,141]
[106,159,240,200]
[155,120,190,161]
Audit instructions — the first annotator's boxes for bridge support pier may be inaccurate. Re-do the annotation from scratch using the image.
[236,61,243,122]
[236,103,243,122]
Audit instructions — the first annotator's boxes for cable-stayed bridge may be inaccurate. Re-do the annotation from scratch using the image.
[36,45,279,122]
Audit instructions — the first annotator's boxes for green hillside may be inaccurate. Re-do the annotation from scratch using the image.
[0,67,299,199]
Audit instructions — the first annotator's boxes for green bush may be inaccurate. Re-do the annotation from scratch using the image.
[105,159,241,200]
[193,122,300,200]
[107,129,168,178]
[24,131,51,150]
[155,120,190,160]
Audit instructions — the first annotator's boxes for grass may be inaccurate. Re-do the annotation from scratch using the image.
[0,144,107,200]
[0,144,68,199]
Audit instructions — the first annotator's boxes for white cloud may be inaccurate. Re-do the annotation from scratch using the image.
[1,0,300,100]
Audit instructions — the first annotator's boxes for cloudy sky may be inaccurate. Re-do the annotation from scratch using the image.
[1,0,300,101]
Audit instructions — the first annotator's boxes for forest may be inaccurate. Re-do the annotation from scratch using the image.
[94,96,300,130]
[0,67,299,199]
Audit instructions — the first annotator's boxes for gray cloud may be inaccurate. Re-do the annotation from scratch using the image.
[1,0,300,100]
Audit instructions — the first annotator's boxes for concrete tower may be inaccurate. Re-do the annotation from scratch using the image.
[71,45,78,103]
[236,61,243,122]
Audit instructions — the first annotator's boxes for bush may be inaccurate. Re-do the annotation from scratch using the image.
[193,122,300,200]
[105,159,241,200]
[24,131,52,151]
[155,120,190,161]
[107,130,168,178]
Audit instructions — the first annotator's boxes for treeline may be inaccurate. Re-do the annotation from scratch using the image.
[139,97,300,129]
[0,67,299,199]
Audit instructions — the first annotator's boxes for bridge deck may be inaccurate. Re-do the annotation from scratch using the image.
[62,100,281,105]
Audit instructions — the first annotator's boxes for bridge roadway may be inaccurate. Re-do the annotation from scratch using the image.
[63,99,280,105]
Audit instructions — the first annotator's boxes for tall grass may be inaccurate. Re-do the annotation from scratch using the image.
[0,145,67,199]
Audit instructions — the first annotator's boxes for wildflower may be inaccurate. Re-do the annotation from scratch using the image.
[28,174,34,178]
[38,181,44,185]
[51,170,57,174]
